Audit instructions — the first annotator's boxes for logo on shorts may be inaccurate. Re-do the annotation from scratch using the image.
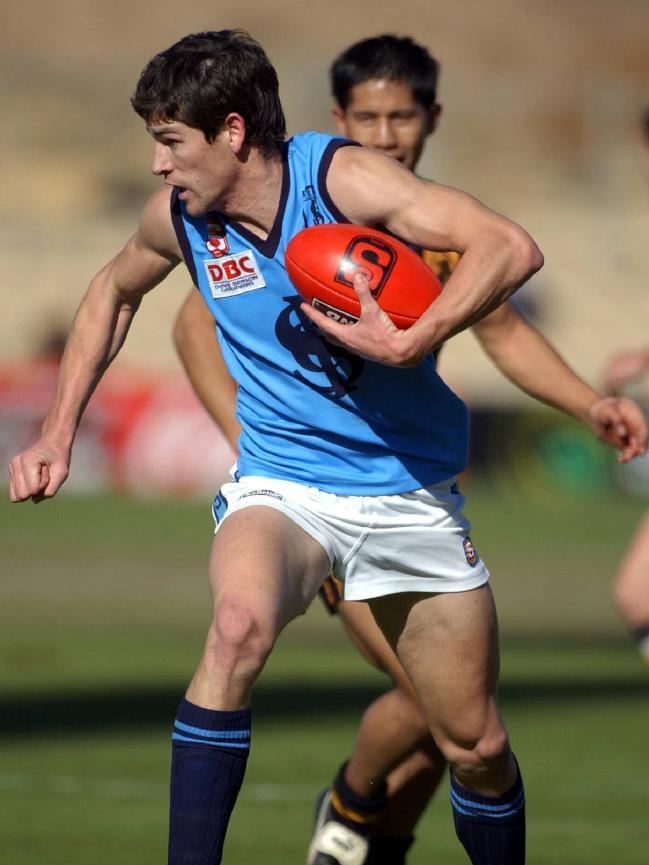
[463,537,479,567]
[240,489,285,502]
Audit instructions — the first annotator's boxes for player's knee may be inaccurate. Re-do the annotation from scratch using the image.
[437,715,509,768]
[473,724,510,765]
[207,600,273,672]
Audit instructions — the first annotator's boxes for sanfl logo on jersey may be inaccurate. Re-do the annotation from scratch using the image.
[206,215,229,258]
[204,251,266,299]
[207,236,229,258]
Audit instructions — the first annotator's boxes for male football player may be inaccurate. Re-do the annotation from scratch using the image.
[170,34,648,865]
[8,27,550,865]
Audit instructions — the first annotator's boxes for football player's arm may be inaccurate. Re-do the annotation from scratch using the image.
[9,187,181,503]
[173,289,241,452]
[472,302,648,462]
[303,145,543,366]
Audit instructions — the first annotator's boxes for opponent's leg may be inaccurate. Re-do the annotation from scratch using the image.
[366,746,444,865]
[308,599,445,865]
[345,687,431,793]
[309,690,444,865]
[612,510,649,663]
[170,506,330,865]
[370,585,525,865]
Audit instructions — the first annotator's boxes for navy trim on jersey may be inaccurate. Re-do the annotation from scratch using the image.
[225,142,290,259]
[317,138,358,224]
[170,187,199,287]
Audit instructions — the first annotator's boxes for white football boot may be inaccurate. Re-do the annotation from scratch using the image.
[307,789,369,865]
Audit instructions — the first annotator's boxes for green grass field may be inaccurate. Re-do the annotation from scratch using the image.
[2,478,649,864]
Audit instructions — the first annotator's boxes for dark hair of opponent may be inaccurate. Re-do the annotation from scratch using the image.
[330,34,440,111]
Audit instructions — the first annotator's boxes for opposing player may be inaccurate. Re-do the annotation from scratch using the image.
[604,346,649,663]
[172,35,649,865]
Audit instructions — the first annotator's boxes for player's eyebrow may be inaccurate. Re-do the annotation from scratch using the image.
[147,122,183,137]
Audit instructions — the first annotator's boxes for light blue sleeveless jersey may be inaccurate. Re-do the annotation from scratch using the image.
[171,131,468,495]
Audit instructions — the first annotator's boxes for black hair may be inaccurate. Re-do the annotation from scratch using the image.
[330,34,439,111]
[131,30,286,152]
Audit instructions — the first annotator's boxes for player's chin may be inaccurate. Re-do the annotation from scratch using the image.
[184,201,205,217]
[180,192,206,217]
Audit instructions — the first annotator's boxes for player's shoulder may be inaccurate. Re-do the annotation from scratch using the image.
[137,185,180,260]
[290,129,342,148]
[140,184,173,224]
[327,145,422,227]
[288,130,355,167]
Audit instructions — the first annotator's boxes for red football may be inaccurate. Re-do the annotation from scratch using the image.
[285,224,442,330]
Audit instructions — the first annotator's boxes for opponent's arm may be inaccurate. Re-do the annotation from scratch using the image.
[9,187,181,503]
[173,289,241,451]
[473,303,648,462]
[303,146,543,366]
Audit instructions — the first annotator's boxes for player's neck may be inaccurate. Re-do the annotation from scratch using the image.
[223,149,284,240]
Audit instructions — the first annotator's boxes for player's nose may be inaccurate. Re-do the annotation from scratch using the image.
[151,142,172,176]
[374,118,399,150]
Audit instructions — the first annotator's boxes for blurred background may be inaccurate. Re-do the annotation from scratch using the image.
[2,2,649,863]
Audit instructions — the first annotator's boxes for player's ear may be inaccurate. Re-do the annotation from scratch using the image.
[223,113,247,153]
[332,105,347,137]
[427,103,442,136]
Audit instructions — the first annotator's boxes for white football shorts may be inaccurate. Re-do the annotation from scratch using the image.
[211,474,489,601]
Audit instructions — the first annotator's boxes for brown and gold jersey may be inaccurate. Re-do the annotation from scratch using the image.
[422,249,461,286]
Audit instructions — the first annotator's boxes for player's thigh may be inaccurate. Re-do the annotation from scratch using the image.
[369,584,500,741]
[209,504,331,633]
[338,599,419,698]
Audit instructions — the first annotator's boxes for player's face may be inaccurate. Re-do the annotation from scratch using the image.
[148,120,236,216]
[334,79,440,172]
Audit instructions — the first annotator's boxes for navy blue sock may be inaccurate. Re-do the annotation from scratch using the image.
[450,767,525,865]
[366,833,414,864]
[331,761,387,835]
[168,698,251,865]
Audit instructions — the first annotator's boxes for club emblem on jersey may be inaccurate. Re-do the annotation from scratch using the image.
[301,184,325,225]
[204,250,266,299]
[206,214,229,258]
[335,235,396,298]
[275,296,365,398]
[463,537,479,567]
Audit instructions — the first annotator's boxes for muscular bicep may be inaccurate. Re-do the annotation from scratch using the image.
[327,147,476,246]
[325,146,503,253]
[106,186,182,304]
